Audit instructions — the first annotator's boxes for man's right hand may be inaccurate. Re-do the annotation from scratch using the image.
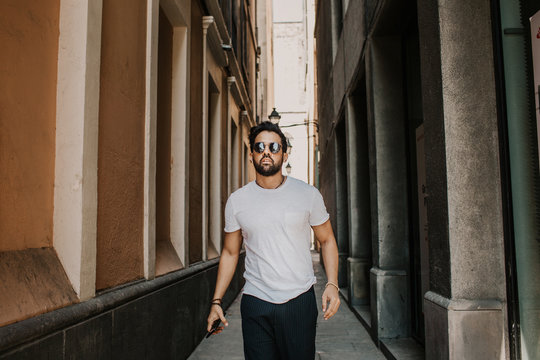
[207,230,241,335]
[206,304,228,334]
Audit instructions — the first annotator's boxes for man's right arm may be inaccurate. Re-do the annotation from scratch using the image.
[206,229,243,333]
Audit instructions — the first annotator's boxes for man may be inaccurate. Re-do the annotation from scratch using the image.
[206,121,340,360]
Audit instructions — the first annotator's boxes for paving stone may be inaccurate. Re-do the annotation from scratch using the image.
[318,350,386,360]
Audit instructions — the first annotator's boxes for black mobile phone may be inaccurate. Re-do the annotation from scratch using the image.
[206,312,226,338]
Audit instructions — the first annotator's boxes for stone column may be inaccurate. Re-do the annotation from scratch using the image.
[53,0,103,300]
[417,0,507,358]
[345,91,371,306]
[366,36,410,339]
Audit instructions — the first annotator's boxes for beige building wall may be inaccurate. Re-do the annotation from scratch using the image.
[96,0,147,290]
[156,8,173,261]
[0,0,60,251]
[0,0,83,326]
[257,0,275,120]
[155,8,184,276]
[273,0,316,184]
[0,0,260,332]
[53,0,102,300]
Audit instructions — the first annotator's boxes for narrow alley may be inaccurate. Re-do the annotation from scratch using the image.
[1,0,540,359]
[188,252,386,360]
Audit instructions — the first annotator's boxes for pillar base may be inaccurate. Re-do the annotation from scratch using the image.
[347,257,370,306]
[424,291,504,360]
[370,267,408,339]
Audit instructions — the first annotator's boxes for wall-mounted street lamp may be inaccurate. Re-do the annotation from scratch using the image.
[268,108,281,124]
[286,162,292,175]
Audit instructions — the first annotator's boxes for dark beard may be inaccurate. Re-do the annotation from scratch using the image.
[253,156,283,176]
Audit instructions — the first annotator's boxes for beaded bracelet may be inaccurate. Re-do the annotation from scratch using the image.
[325,281,339,291]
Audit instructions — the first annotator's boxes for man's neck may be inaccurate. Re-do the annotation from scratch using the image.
[255,174,285,189]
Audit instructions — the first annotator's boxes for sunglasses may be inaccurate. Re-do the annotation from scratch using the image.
[253,142,282,154]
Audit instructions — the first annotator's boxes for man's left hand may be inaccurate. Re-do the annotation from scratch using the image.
[321,286,340,320]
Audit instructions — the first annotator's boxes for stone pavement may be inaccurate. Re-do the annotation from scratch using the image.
[188,252,386,360]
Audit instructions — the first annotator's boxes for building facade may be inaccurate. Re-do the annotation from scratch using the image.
[256,0,275,123]
[315,0,539,359]
[273,0,318,184]
[0,0,266,358]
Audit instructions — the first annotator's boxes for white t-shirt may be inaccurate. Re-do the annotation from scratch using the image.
[224,176,330,303]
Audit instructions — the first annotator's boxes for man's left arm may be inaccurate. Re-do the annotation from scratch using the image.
[312,220,340,320]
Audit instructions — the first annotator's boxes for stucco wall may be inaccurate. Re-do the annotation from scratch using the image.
[314,0,334,116]
[416,0,451,300]
[0,0,60,251]
[96,0,147,290]
[188,0,204,264]
[157,8,173,246]
[221,79,228,245]
[319,138,337,236]
[0,248,77,326]
[155,8,183,276]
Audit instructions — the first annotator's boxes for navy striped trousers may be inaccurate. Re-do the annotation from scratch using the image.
[240,287,318,360]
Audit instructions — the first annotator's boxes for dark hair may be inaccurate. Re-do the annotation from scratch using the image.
[249,121,288,154]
